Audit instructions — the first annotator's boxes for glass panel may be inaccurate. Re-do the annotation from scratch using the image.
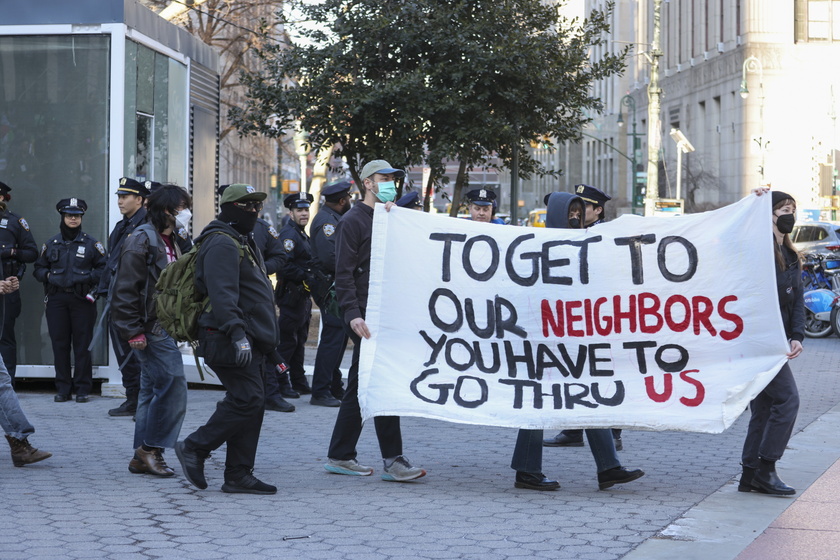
[136,112,153,182]
[135,44,155,115]
[166,58,188,188]
[153,52,169,181]
[0,34,110,366]
[809,21,831,38]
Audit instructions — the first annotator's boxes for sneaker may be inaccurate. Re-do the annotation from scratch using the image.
[265,398,296,413]
[324,458,374,476]
[174,441,209,489]
[221,472,277,495]
[382,456,426,482]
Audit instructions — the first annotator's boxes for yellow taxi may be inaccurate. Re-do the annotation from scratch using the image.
[527,209,546,227]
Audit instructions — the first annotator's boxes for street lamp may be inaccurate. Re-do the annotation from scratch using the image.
[669,128,695,201]
[740,55,767,186]
[618,94,646,214]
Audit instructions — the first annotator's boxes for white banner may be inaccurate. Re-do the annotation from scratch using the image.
[359,194,788,433]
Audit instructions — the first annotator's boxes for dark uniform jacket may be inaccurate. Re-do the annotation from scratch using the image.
[33,231,106,296]
[252,218,284,276]
[277,219,314,310]
[194,220,278,354]
[110,226,180,340]
[334,202,374,326]
[310,205,343,275]
[0,208,38,279]
[777,243,805,343]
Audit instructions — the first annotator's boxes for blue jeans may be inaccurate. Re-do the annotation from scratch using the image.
[512,428,620,474]
[132,331,187,450]
[0,353,34,440]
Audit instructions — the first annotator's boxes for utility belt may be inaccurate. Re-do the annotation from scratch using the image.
[2,259,22,279]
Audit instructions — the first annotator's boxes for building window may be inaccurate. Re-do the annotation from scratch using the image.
[795,0,840,42]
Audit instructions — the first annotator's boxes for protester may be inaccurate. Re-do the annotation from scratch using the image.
[308,181,354,407]
[324,160,426,482]
[512,191,644,491]
[0,180,38,385]
[33,198,106,403]
[176,184,279,494]
[111,184,191,477]
[738,190,803,496]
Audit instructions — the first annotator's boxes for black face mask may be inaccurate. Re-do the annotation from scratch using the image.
[775,213,795,235]
[219,203,258,235]
[60,217,81,240]
[568,218,582,229]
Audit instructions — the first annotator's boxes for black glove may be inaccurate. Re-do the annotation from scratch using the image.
[233,336,252,367]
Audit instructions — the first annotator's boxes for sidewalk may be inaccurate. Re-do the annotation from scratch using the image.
[2,336,840,559]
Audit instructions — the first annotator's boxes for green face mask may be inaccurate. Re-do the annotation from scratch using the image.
[374,181,397,203]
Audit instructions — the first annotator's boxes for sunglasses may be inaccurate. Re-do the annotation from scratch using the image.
[233,201,264,211]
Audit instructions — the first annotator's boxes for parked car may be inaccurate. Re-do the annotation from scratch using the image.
[791,221,840,256]
[527,209,546,227]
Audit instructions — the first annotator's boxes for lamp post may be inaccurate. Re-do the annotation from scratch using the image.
[740,55,767,187]
[618,94,646,214]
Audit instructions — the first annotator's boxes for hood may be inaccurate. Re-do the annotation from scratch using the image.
[545,192,584,229]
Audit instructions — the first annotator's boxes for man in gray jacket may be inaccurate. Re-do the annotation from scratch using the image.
[175,184,278,494]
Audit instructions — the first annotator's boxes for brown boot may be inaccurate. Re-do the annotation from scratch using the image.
[134,446,175,477]
[5,434,52,467]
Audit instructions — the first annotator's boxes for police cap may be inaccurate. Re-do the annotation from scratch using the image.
[396,190,422,209]
[0,181,10,197]
[56,197,87,215]
[465,188,496,206]
[323,181,352,202]
[116,177,151,198]
[574,184,611,206]
[284,192,315,209]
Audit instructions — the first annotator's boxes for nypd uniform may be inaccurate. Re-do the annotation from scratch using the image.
[0,181,38,382]
[395,190,423,209]
[252,219,284,277]
[276,192,316,394]
[574,183,611,227]
[33,198,106,401]
[309,182,353,403]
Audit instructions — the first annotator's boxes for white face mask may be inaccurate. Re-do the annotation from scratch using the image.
[175,208,192,230]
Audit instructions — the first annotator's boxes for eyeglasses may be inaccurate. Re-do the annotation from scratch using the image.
[233,201,263,211]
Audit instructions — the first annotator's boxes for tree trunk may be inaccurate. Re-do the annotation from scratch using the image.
[449,160,468,217]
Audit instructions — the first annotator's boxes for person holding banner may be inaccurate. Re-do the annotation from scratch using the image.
[512,191,644,491]
[738,190,803,496]
[324,160,426,482]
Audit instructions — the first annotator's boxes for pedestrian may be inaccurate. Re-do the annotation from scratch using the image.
[465,188,495,223]
[395,190,423,210]
[111,184,191,478]
[512,191,644,491]
[98,177,152,418]
[543,184,623,450]
[276,192,316,396]
[0,276,51,467]
[324,159,426,482]
[0,180,38,385]
[218,184,294,414]
[33,198,106,403]
[738,190,803,496]
[175,184,279,494]
[308,181,354,407]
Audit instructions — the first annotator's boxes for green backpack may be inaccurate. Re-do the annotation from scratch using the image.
[154,232,248,378]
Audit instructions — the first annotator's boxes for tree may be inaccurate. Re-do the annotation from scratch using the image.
[231,0,627,206]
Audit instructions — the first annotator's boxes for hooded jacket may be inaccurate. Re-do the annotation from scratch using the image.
[545,192,585,230]
[194,220,278,354]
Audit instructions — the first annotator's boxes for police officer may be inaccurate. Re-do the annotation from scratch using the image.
[0,181,38,385]
[395,190,423,210]
[309,182,354,407]
[276,192,316,396]
[465,188,496,223]
[543,183,623,450]
[218,184,294,413]
[34,199,106,402]
[98,177,151,417]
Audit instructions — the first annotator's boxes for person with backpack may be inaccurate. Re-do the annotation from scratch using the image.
[111,184,192,478]
[175,184,279,494]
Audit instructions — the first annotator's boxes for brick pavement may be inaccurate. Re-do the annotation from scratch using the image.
[2,336,839,560]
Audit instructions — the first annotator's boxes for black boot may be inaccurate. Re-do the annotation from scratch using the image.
[108,388,138,417]
[738,466,767,493]
[290,372,311,395]
[752,459,796,496]
[277,371,299,399]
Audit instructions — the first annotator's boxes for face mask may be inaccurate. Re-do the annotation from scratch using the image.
[568,218,582,229]
[175,208,192,230]
[375,181,397,203]
[775,213,795,235]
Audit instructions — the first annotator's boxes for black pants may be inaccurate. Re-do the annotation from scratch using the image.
[327,329,402,461]
[277,300,311,390]
[46,291,96,397]
[311,310,348,399]
[109,322,141,401]
[0,290,21,382]
[742,362,799,468]
[185,349,266,481]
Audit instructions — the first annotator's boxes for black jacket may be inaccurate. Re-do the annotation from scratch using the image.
[195,220,278,353]
[252,218,284,277]
[33,230,106,295]
[0,208,38,279]
[776,243,805,343]
[334,202,374,325]
[110,225,179,340]
[277,219,314,310]
[310,205,344,274]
